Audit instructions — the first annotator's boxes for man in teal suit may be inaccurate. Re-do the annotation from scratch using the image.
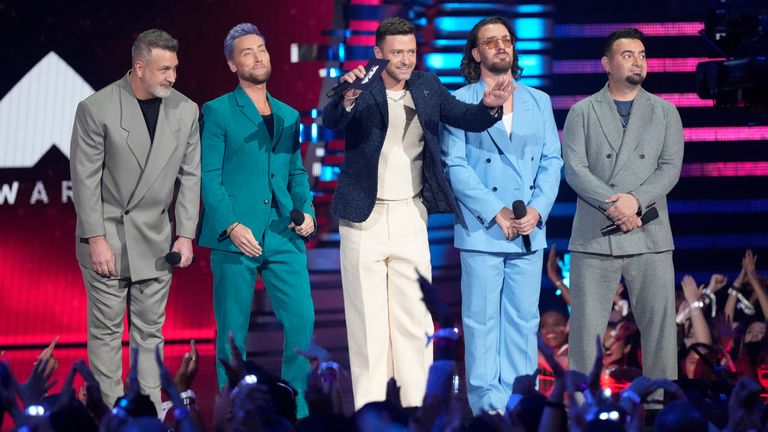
[198,23,315,418]
[441,16,562,414]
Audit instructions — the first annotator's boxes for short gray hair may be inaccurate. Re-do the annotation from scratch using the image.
[132,29,178,63]
[224,23,265,60]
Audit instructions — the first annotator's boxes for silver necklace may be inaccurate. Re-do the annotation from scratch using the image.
[387,90,407,103]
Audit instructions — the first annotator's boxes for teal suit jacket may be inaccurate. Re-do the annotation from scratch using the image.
[198,85,314,252]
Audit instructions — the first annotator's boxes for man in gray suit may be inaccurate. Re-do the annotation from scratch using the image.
[562,28,683,381]
[70,29,200,412]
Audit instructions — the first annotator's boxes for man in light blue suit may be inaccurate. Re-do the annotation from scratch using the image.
[440,16,562,414]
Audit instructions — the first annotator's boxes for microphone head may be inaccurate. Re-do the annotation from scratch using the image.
[641,206,660,223]
[165,251,181,266]
[290,209,305,226]
[512,200,527,219]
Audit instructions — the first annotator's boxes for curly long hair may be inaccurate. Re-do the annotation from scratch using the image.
[460,16,522,84]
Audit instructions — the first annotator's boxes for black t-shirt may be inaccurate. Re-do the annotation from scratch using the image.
[137,97,162,142]
[262,113,274,141]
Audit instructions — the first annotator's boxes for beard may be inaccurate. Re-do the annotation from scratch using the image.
[487,58,513,75]
[240,67,271,85]
[626,73,645,85]
[148,83,172,98]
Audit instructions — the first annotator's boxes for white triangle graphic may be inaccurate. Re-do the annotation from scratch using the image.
[0,51,94,168]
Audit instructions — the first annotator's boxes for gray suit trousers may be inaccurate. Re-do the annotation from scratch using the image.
[568,251,678,380]
[81,266,171,414]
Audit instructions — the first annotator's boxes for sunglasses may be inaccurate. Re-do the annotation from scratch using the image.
[481,35,514,49]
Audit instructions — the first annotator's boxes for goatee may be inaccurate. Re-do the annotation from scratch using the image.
[626,74,644,85]
[242,70,271,85]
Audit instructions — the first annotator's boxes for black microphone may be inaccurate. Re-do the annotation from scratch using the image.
[290,209,314,241]
[326,81,352,98]
[290,209,305,226]
[601,206,659,236]
[165,251,196,266]
[512,200,531,253]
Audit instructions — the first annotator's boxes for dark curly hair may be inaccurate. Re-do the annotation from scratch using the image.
[460,16,522,83]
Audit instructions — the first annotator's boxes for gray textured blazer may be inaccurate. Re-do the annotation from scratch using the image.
[70,72,201,281]
[562,83,684,256]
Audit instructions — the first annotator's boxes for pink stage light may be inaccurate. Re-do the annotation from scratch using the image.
[349,20,380,31]
[551,93,713,110]
[682,162,768,177]
[553,58,720,74]
[555,22,704,38]
[684,127,768,142]
[347,35,376,46]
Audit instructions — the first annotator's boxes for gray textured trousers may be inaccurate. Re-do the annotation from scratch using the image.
[567,251,678,380]
[81,266,171,415]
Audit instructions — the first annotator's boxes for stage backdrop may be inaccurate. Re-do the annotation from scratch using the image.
[0,0,333,347]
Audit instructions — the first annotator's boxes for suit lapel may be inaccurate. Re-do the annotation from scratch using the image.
[234,86,272,149]
[473,80,522,176]
[370,76,388,126]
[591,83,622,153]
[268,93,284,148]
[127,96,180,209]
[610,88,652,180]
[119,74,150,170]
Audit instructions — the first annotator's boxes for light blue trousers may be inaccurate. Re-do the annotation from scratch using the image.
[460,248,543,414]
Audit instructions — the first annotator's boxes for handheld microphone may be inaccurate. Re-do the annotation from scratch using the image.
[290,209,314,241]
[601,206,659,236]
[512,200,531,252]
[326,81,352,98]
[290,209,305,226]
[165,251,196,266]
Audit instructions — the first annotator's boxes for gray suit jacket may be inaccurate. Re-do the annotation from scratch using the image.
[562,83,683,255]
[70,72,201,281]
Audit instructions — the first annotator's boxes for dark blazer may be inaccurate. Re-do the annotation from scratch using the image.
[322,70,500,223]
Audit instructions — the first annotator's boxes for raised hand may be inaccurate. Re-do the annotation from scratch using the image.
[73,360,109,420]
[175,340,199,393]
[17,356,57,407]
[481,75,514,110]
[219,332,247,389]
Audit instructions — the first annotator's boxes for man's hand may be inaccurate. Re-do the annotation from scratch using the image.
[88,235,116,277]
[288,213,315,238]
[605,193,639,223]
[617,215,642,233]
[340,66,365,108]
[229,224,262,257]
[494,207,518,240]
[510,206,540,236]
[481,75,514,111]
[171,236,194,268]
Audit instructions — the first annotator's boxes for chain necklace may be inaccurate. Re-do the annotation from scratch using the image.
[387,90,408,103]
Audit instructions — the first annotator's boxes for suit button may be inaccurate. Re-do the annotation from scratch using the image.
[606,154,612,159]
[531,157,534,161]
[271,173,275,178]
[610,183,616,188]
[492,187,498,192]
[124,209,131,215]
[486,158,491,163]
[640,154,645,159]
[529,185,534,190]
[264,199,270,205]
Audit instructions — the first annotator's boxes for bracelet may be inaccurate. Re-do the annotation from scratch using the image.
[179,389,196,399]
[728,287,739,296]
[690,300,705,309]
[545,400,566,410]
[227,222,240,236]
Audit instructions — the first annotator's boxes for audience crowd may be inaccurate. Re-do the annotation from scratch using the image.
[1,248,767,431]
